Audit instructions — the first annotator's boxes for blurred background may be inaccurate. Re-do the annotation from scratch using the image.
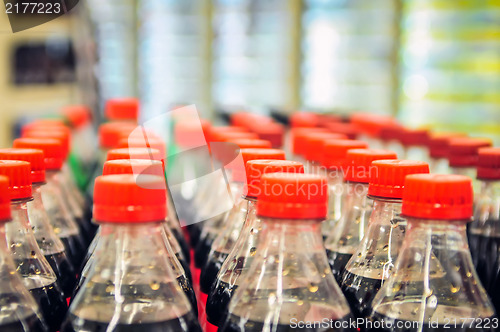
[0,0,499,147]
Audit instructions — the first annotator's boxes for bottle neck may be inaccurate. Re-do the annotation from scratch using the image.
[0,223,9,264]
[369,197,404,227]
[30,184,45,210]
[259,217,324,253]
[405,218,470,252]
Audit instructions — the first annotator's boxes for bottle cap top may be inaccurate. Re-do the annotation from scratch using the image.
[290,112,318,128]
[105,98,139,121]
[477,147,500,180]
[324,122,358,139]
[13,138,64,170]
[246,160,304,198]
[351,113,398,138]
[0,160,32,200]
[0,148,45,183]
[303,132,348,161]
[378,124,406,142]
[93,174,166,223]
[427,132,467,159]
[399,128,429,147]
[232,148,286,183]
[250,122,285,148]
[22,129,70,158]
[291,127,329,155]
[118,137,166,157]
[106,148,163,162]
[368,160,430,199]
[226,138,272,149]
[344,149,398,183]
[448,137,492,167]
[211,131,259,142]
[257,173,328,219]
[321,139,368,170]
[208,126,247,141]
[61,105,92,128]
[99,122,138,149]
[231,113,274,127]
[174,119,211,148]
[0,176,10,221]
[103,159,164,176]
[402,174,473,220]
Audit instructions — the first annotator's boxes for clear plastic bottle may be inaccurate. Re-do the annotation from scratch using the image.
[303,132,348,175]
[368,174,496,331]
[0,148,76,301]
[13,138,87,268]
[340,160,429,318]
[448,137,492,195]
[220,173,354,331]
[0,175,49,332]
[62,174,200,331]
[198,148,286,329]
[470,147,500,314]
[325,149,397,282]
[0,160,67,331]
[320,139,368,240]
[205,159,304,330]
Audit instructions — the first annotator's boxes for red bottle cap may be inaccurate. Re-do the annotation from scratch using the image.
[325,122,358,139]
[291,127,329,156]
[106,148,163,162]
[303,132,348,162]
[344,149,398,183]
[0,148,46,183]
[103,159,164,177]
[93,174,166,223]
[226,138,272,149]
[231,148,286,183]
[105,98,139,121]
[211,131,258,142]
[246,160,304,198]
[448,137,492,167]
[61,105,92,128]
[99,122,138,149]
[477,147,500,180]
[351,113,398,138]
[399,128,429,147]
[368,160,430,199]
[402,174,473,220]
[249,123,285,148]
[118,137,166,157]
[290,112,318,128]
[22,129,70,159]
[208,126,247,141]
[321,139,369,170]
[13,138,65,171]
[0,176,10,221]
[257,173,328,219]
[174,119,211,148]
[427,132,467,159]
[231,113,273,128]
[21,119,67,135]
[0,160,32,200]
[378,124,406,142]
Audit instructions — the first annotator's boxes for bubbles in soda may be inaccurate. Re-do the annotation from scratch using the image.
[62,282,200,332]
[326,250,352,283]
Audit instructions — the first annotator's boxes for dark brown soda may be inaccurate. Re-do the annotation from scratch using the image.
[176,252,192,283]
[340,272,382,319]
[475,233,500,291]
[44,251,77,299]
[326,250,352,283]
[61,313,202,332]
[60,234,87,267]
[194,233,215,269]
[206,256,248,327]
[0,315,48,332]
[30,283,68,332]
[199,250,229,294]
